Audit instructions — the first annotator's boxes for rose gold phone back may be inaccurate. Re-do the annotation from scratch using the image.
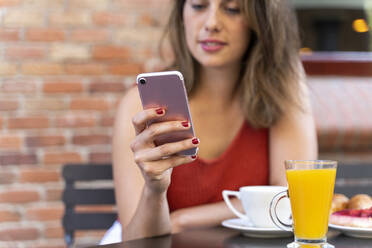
[137,72,197,156]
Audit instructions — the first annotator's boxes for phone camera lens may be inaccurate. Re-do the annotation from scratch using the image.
[139,78,146,85]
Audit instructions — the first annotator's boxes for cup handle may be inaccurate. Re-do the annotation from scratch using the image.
[222,190,248,220]
[269,190,292,231]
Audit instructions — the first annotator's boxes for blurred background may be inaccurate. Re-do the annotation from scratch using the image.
[0,0,371,247]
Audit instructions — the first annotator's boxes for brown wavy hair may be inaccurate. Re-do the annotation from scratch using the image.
[162,0,303,128]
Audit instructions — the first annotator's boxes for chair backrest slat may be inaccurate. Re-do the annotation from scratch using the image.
[63,213,117,231]
[63,189,115,205]
[334,163,372,198]
[61,163,116,247]
[62,164,113,181]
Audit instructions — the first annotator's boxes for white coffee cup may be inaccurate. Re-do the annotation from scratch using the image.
[222,186,291,228]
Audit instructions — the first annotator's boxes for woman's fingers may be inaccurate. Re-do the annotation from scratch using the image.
[131,107,165,135]
[134,137,199,162]
[140,155,196,180]
[132,120,191,150]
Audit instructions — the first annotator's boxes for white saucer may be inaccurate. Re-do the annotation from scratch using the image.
[329,223,372,239]
[222,218,293,238]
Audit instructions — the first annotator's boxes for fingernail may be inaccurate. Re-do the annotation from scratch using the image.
[191,155,197,159]
[181,121,189,127]
[156,108,164,115]
[192,138,199,145]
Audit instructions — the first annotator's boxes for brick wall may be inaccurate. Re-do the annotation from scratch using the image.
[0,0,169,247]
[1,1,372,248]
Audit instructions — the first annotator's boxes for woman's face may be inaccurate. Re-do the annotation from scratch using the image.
[183,0,250,69]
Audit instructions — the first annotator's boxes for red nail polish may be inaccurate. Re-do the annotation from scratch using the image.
[156,108,164,115]
[191,155,197,159]
[181,121,189,127]
[192,138,199,145]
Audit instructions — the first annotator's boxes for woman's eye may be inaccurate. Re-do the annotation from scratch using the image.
[191,4,206,11]
[225,7,240,14]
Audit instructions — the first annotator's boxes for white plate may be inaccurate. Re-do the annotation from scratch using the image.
[222,218,293,238]
[329,224,372,239]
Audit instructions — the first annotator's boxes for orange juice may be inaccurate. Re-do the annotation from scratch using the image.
[286,168,336,239]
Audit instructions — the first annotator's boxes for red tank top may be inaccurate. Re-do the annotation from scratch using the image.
[167,121,269,212]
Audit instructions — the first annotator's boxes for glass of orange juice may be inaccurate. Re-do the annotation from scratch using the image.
[269,160,337,248]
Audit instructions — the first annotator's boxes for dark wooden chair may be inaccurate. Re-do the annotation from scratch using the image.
[334,163,372,197]
[62,163,116,247]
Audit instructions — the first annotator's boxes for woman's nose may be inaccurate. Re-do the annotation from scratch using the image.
[204,8,222,32]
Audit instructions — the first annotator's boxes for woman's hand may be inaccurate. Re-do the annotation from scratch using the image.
[130,107,199,194]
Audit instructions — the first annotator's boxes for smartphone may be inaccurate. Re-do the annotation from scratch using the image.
[136,71,198,156]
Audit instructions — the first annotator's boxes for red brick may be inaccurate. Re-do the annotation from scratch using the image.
[0,0,21,7]
[43,81,83,93]
[73,134,111,146]
[0,135,22,149]
[25,136,65,147]
[26,205,64,221]
[1,80,37,94]
[44,152,82,165]
[0,209,20,222]
[4,10,44,27]
[22,63,64,75]
[89,81,125,93]
[6,46,45,59]
[70,0,110,10]
[8,116,49,129]
[20,169,60,183]
[0,29,19,41]
[70,29,109,42]
[92,45,131,60]
[46,188,63,201]
[0,171,16,184]
[50,43,90,60]
[44,225,63,239]
[108,63,142,75]
[70,98,110,111]
[0,190,40,203]
[0,62,17,75]
[31,244,65,248]
[55,114,96,128]
[76,205,115,213]
[0,153,37,165]
[25,28,65,42]
[0,227,39,241]
[25,99,66,111]
[92,12,126,26]
[76,229,106,238]
[49,12,90,26]
[23,0,64,9]
[89,152,112,163]
[137,13,161,27]
[101,116,115,127]
[0,100,18,111]
[65,63,105,75]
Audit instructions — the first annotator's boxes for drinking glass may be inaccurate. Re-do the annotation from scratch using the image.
[270,160,337,248]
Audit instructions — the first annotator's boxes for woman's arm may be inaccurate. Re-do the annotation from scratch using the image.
[170,198,243,233]
[113,87,198,241]
[269,79,318,186]
[113,88,167,241]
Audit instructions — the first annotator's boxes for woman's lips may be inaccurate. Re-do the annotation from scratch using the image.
[199,40,227,52]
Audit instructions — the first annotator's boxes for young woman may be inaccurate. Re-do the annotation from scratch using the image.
[101,0,317,244]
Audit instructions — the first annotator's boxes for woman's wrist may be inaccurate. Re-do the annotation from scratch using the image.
[143,184,168,200]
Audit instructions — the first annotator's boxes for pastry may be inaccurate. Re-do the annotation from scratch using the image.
[329,194,372,228]
[330,194,349,214]
[347,194,372,210]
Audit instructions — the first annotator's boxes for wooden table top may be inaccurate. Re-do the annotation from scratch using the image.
[90,226,372,248]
